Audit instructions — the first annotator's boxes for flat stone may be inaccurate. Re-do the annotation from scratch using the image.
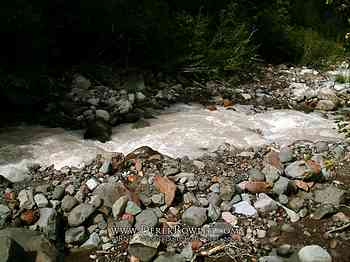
[182,206,207,226]
[314,185,345,206]
[68,203,96,227]
[65,226,86,244]
[233,201,257,217]
[298,245,331,262]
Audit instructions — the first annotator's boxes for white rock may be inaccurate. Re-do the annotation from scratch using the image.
[254,193,278,213]
[18,189,35,210]
[298,245,332,262]
[233,201,257,217]
[34,193,49,208]
[86,178,99,191]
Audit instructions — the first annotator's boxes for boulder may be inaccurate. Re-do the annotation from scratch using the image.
[84,119,112,143]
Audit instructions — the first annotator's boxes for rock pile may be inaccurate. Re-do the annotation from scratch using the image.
[0,141,349,261]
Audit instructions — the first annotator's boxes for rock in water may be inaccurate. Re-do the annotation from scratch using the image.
[298,245,332,262]
[84,119,112,143]
[0,236,27,262]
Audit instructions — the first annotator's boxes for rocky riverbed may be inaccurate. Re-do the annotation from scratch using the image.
[0,63,350,262]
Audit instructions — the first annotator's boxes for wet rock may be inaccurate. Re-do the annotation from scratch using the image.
[135,209,158,231]
[128,231,160,262]
[34,193,49,208]
[112,196,128,218]
[68,203,96,227]
[182,206,207,226]
[84,119,112,143]
[18,189,35,210]
[314,185,345,206]
[61,195,79,212]
[298,245,331,262]
[233,201,257,217]
[0,204,11,227]
[65,226,86,244]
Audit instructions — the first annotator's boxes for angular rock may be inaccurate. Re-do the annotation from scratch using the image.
[68,203,96,227]
[135,209,158,231]
[314,186,345,206]
[0,204,11,227]
[93,182,136,208]
[316,100,336,111]
[81,232,100,248]
[125,201,142,216]
[248,168,265,182]
[61,195,79,212]
[219,179,235,201]
[233,201,257,216]
[34,193,49,208]
[272,177,290,195]
[182,206,207,226]
[153,175,176,207]
[285,161,307,179]
[262,164,281,184]
[52,186,65,200]
[254,193,278,213]
[34,208,57,240]
[279,147,294,163]
[95,109,110,122]
[84,119,112,143]
[208,204,221,222]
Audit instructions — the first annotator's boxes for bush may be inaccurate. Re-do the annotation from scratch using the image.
[287,27,345,66]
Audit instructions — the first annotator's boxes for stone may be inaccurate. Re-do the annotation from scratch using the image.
[203,222,233,241]
[81,232,101,248]
[65,226,86,244]
[151,193,165,206]
[116,99,133,114]
[278,194,289,205]
[73,74,91,89]
[99,159,111,174]
[279,147,294,163]
[233,201,257,216]
[68,203,96,227]
[208,192,221,206]
[128,231,160,262]
[209,183,220,193]
[154,253,186,262]
[34,208,57,240]
[34,193,49,208]
[84,119,112,143]
[256,229,267,238]
[248,168,265,182]
[315,141,329,153]
[0,168,31,183]
[262,164,281,184]
[0,236,27,262]
[277,244,293,257]
[182,206,207,226]
[276,202,300,223]
[208,204,221,222]
[52,186,65,200]
[285,161,308,179]
[85,178,99,191]
[0,228,58,262]
[314,186,345,206]
[135,209,158,231]
[290,83,316,101]
[288,197,305,211]
[136,92,146,102]
[219,179,235,201]
[259,256,284,262]
[272,176,290,195]
[0,204,11,226]
[298,245,332,262]
[61,195,79,212]
[95,109,110,122]
[125,201,142,216]
[221,212,238,225]
[316,100,336,111]
[18,189,35,209]
[92,182,133,208]
[112,196,129,218]
[254,193,278,213]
